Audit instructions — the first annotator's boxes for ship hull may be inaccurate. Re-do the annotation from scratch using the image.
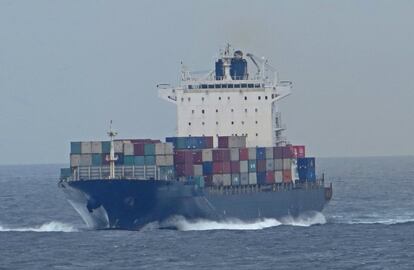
[59,179,330,230]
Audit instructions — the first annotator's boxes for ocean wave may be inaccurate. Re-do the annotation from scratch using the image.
[0,221,77,232]
[342,218,414,225]
[164,212,326,231]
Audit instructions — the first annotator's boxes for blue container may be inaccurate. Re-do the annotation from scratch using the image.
[256,172,266,184]
[124,155,135,166]
[102,141,111,153]
[70,142,81,154]
[92,154,102,166]
[145,155,155,165]
[256,147,266,160]
[298,168,307,180]
[177,137,187,149]
[114,153,124,165]
[134,156,145,166]
[307,167,316,181]
[144,144,155,155]
[202,162,213,175]
[248,160,257,172]
[297,157,316,169]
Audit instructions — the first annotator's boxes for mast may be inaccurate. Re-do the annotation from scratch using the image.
[107,120,118,179]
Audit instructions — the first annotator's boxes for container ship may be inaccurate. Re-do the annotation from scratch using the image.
[59,45,332,230]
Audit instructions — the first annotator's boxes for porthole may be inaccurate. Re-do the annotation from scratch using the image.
[188,122,191,126]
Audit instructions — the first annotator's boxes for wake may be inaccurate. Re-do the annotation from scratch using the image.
[0,221,77,232]
[164,212,326,231]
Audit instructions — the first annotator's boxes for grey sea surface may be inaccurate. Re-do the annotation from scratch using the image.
[0,157,413,269]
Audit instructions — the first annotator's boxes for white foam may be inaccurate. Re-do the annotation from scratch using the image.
[344,218,414,225]
[0,221,77,232]
[168,212,326,231]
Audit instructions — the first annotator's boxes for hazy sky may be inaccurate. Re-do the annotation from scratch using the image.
[1,0,413,165]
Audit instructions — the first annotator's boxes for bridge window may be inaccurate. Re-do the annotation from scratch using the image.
[221,84,228,88]
[219,97,221,100]
[202,109,205,114]
[215,84,221,89]
[265,96,268,100]
[188,122,191,126]
[244,96,247,100]
[255,108,258,112]
[228,84,234,88]
[241,84,247,88]
[201,84,207,89]
[248,84,254,88]
[258,96,261,100]
[208,85,214,89]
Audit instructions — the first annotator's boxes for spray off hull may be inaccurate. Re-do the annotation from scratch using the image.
[59,179,331,230]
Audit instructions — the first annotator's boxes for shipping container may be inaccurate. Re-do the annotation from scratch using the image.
[134,156,145,166]
[194,176,205,188]
[230,161,240,173]
[202,149,213,161]
[282,145,294,158]
[192,150,203,164]
[156,155,174,166]
[222,174,231,186]
[70,154,81,167]
[266,171,274,184]
[222,161,231,174]
[202,162,213,175]
[213,162,224,174]
[144,144,155,156]
[102,141,111,154]
[248,160,257,172]
[274,159,283,171]
[228,136,246,148]
[133,144,145,156]
[155,143,166,155]
[248,147,256,160]
[91,141,102,154]
[248,172,257,185]
[204,175,213,186]
[212,149,230,161]
[174,150,193,164]
[218,136,229,148]
[158,166,175,180]
[144,155,155,165]
[114,141,123,153]
[212,174,223,186]
[283,170,292,183]
[257,172,266,184]
[273,147,283,159]
[256,147,266,160]
[193,164,203,176]
[204,137,214,149]
[81,142,92,154]
[92,154,102,166]
[230,148,240,161]
[240,173,249,185]
[292,145,306,158]
[240,160,248,173]
[114,153,124,165]
[257,160,266,172]
[175,163,193,177]
[274,171,283,183]
[124,155,135,166]
[265,147,273,159]
[239,148,249,160]
[70,142,81,154]
[80,154,92,166]
[123,143,134,155]
[266,159,274,171]
[231,174,240,186]
[297,157,315,169]
[283,159,292,170]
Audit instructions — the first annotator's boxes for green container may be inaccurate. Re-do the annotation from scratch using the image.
[144,144,155,155]
[194,176,205,188]
[70,142,81,154]
[176,137,187,149]
[248,160,257,172]
[102,141,111,153]
[145,155,155,165]
[92,154,102,166]
[124,155,135,166]
[134,156,145,166]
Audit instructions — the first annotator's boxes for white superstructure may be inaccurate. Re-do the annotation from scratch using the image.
[158,44,292,147]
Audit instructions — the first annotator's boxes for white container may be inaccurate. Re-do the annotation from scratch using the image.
[155,143,165,155]
[164,143,174,155]
[79,154,92,166]
[240,160,248,173]
[202,149,213,161]
[156,155,174,166]
[283,159,292,170]
[248,172,257,185]
[265,147,273,159]
[275,171,283,183]
[81,142,92,154]
[222,174,231,186]
[114,141,123,153]
[193,165,203,176]
[230,148,240,161]
[240,173,249,185]
[123,142,134,155]
[248,147,256,160]
[91,141,102,154]
[70,154,81,167]
[274,159,283,171]
[228,136,246,148]
[213,174,223,186]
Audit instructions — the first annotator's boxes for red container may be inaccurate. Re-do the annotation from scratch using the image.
[222,161,231,174]
[257,160,267,172]
[175,163,193,177]
[230,161,240,173]
[266,171,274,184]
[213,162,223,174]
[133,143,145,155]
[192,150,203,164]
[175,150,193,164]
[205,137,214,148]
[239,148,249,160]
[218,136,229,148]
[212,149,231,161]
[273,147,283,159]
[292,145,306,158]
[130,139,161,144]
[282,145,295,158]
[283,170,292,183]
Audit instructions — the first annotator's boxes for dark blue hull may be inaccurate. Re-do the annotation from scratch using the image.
[59,179,331,230]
